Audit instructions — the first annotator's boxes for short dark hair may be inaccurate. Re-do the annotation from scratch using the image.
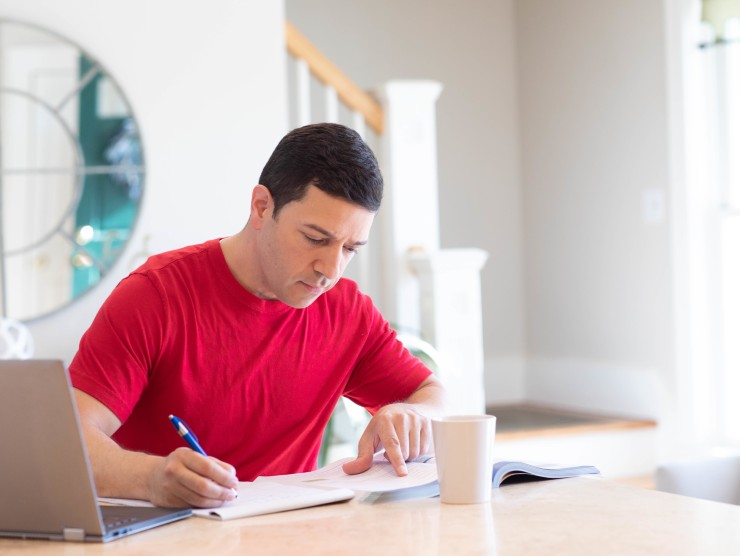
[258,123,383,216]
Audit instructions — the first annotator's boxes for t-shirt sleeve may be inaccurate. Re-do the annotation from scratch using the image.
[69,273,165,423]
[342,296,433,413]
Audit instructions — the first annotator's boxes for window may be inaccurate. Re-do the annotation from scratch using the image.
[682,0,740,444]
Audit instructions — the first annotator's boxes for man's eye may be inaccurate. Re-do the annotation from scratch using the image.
[305,235,324,245]
[344,246,358,254]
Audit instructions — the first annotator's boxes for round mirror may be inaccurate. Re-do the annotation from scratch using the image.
[0,20,144,321]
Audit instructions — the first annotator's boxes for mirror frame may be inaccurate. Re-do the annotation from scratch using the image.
[0,18,145,322]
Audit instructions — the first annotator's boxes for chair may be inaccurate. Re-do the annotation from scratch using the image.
[655,454,740,504]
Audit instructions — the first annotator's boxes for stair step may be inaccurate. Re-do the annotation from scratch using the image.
[487,403,657,479]
[488,403,656,441]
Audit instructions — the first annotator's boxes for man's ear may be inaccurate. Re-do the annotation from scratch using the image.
[250,185,273,229]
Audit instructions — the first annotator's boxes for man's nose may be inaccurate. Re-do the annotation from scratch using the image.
[315,246,344,281]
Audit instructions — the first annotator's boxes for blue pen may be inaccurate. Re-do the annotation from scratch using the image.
[169,414,207,456]
[168,414,238,498]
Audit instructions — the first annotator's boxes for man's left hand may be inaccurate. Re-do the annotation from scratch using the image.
[341,402,432,476]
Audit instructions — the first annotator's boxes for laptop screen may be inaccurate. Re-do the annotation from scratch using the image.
[0,360,191,542]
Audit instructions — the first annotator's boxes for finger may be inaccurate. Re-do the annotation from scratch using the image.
[341,454,373,475]
[209,457,239,489]
[378,427,408,476]
[178,485,235,509]
[208,457,240,499]
[418,420,433,458]
[406,421,421,462]
[155,450,236,508]
[342,427,379,475]
[182,450,234,485]
[411,412,434,460]
[178,471,238,507]
[177,450,238,502]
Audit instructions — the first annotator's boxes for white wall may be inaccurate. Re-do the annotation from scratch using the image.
[286,0,528,402]
[0,0,288,362]
[517,0,674,423]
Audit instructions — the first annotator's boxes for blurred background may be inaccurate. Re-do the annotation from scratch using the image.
[1,0,739,484]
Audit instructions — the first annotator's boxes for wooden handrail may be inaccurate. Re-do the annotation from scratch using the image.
[285,21,384,135]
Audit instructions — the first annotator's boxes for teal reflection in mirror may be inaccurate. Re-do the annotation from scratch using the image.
[0,20,144,321]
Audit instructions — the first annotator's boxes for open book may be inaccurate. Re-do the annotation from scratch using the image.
[491,461,600,487]
[259,456,600,496]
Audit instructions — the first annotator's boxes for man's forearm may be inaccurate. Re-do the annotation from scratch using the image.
[403,375,446,416]
[81,423,161,499]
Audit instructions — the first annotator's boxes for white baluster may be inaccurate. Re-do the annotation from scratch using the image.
[352,110,366,139]
[324,86,338,123]
[295,58,311,127]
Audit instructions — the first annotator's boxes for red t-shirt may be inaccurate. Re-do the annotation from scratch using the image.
[70,239,431,480]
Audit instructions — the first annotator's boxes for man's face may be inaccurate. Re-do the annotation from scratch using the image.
[253,185,375,308]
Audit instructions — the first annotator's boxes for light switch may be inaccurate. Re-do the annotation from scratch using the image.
[642,189,665,225]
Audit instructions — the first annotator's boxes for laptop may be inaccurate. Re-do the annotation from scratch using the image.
[0,359,192,542]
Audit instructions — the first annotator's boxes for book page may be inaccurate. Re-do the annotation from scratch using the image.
[257,457,438,493]
[100,482,355,521]
[195,482,354,520]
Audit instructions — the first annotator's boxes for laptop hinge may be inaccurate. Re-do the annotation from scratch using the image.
[63,528,86,541]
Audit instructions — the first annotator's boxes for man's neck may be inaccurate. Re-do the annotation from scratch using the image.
[219,232,264,297]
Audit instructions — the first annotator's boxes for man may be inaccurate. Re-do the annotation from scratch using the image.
[70,123,445,509]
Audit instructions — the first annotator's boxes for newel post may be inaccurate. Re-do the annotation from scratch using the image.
[408,249,489,414]
[375,80,443,333]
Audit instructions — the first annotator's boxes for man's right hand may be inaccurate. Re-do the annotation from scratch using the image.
[147,447,238,508]
[73,388,238,508]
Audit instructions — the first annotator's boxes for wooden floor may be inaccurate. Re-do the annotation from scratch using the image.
[487,403,657,442]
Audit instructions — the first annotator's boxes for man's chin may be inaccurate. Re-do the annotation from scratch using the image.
[284,290,323,309]
[290,281,334,308]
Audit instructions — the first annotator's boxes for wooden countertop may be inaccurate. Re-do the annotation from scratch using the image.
[2,478,740,555]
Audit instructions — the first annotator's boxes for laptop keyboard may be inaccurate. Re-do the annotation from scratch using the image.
[99,505,193,536]
[103,515,140,530]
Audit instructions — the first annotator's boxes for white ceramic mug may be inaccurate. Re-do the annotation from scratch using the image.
[432,415,497,504]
